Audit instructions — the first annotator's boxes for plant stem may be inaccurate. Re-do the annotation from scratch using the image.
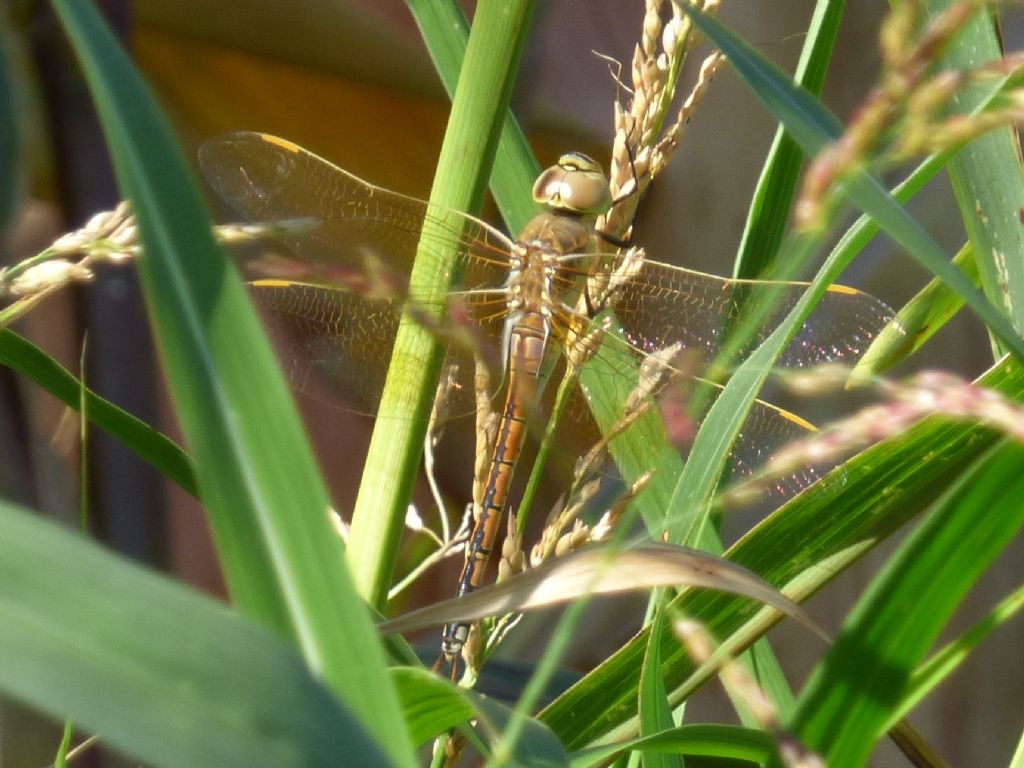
[347,0,537,610]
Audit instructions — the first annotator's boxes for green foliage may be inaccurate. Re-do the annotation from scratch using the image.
[0,1,1020,766]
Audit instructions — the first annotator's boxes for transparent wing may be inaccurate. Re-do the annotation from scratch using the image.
[602,258,894,369]
[550,259,899,496]
[199,132,514,416]
[246,281,506,417]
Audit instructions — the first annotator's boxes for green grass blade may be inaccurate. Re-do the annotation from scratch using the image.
[53,722,73,768]
[639,608,684,768]
[921,0,1024,348]
[788,441,1024,766]
[733,0,844,279]
[541,356,1024,748]
[569,724,775,767]
[348,0,537,610]
[0,499,389,768]
[1012,734,1024,768]
[858,243,978,373]
[0,330,197,496]
[679,3,1024,362]
[404,0,540,233]
[393,666,567,764]
[578,338,795,718]
[392,667,476,746]
[49,1,411,761]
[884,581,1024,732]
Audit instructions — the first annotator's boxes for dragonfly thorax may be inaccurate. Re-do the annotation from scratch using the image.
[505,243,557,319]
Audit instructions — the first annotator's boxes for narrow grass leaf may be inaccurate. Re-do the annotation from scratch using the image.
[53,722,73,768]
[639,607,683,768]
[0,499,388,768]
[48,1,410,761]
[857,243,978,374]
[0,330,197,495]
[569,724,774,768]
[348,0,537,609]
[733,0,844,279]
[788,441,1024,766]
[662,233,831,546]
[921,0,1024,344]
[884,581,1024,731]
[404,0,539,233]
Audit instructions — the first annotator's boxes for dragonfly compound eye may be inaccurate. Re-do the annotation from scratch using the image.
[532,152,612,216]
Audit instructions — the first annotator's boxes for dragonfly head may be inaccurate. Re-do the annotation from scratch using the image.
[533,152,611,216]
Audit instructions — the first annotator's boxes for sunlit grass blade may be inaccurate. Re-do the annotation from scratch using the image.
[48,1,410,761]
[921,0,1024,347]
[0,498,388,768]
[53,722,74,768]
[392,666,567,763]
[883,581,1024,732]
[0,329,197,495]
[404,0,539,233]
[568,724,775,767]
[733,0,844,279]
[639,607,683,768]
[392,667,475,746]
[857,243,978,374]
[679,2,1024,362]
[787,441,1024,766]
[347,0,537,610]
[662,233,832,546]
[540,356,1024,748]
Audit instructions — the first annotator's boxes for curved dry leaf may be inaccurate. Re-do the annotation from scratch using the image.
[379,542,824,639]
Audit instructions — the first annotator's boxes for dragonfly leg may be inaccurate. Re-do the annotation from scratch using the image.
[431,645,461,682]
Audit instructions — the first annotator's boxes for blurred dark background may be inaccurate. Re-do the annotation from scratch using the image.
[1,1,1021,765]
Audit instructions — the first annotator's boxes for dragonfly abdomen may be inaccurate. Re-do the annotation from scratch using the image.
[442,306,550,658]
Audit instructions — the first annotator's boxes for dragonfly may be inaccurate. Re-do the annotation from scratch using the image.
[199,132,895,662]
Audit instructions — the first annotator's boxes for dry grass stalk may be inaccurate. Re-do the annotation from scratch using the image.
[0,201,135,299]
[471,354,499,525]
[425,361,463,542]
[597,0,724,245]
[674,618,824,768]
[497,512,525,582]
[797,0,1024,229]
[0,202,321,301]
[589,470,653,542]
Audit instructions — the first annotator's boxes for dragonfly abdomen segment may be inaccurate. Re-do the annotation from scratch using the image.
[441,308,549,657]
[463,310,547,594]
